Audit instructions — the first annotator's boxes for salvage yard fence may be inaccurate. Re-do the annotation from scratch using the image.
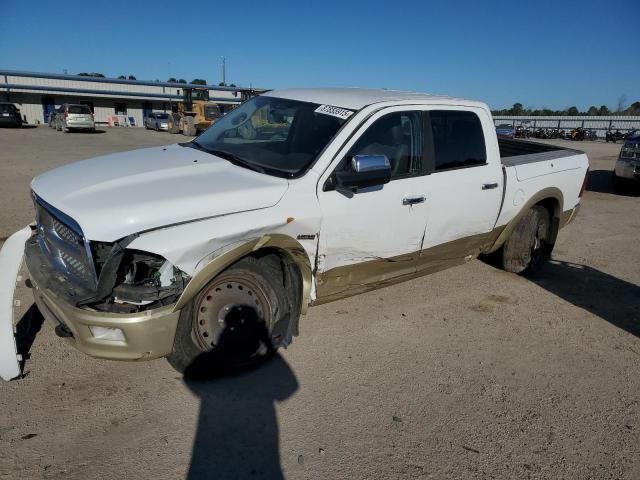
[493,116,640,138]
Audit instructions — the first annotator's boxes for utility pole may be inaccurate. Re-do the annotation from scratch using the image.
[221,56,226,86]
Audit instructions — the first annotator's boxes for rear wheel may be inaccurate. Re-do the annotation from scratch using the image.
[167,257,287,377]
[500,206,551,274]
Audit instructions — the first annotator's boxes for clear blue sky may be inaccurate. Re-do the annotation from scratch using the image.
[1,0,638,110]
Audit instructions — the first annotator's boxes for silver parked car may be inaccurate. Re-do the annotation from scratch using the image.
[613,133,640,192]
[144,112,170,131]
[56,104,95,132]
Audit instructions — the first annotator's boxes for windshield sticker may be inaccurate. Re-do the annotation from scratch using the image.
[314,104,354,120]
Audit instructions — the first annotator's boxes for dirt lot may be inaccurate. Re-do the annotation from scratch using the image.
[0,126,638,479]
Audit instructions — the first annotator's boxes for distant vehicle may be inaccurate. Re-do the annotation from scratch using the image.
[606,129,624,143]
[514,125,531,138]
[0,102,22,127]
[495,123,515,138]
[55,103,95,132]
[613,132,640,191]
[144,112,171,131]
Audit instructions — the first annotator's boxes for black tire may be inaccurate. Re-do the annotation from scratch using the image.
[500,206,551,274]
[612,171,625,193]
[167,256,288,377]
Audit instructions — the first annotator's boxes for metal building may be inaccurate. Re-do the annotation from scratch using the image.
[0,69,251,126]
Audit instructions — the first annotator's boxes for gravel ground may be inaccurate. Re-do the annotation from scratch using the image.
[0,126,638,479]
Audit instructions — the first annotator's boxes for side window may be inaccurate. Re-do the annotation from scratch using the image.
[429,111,486,171]
[347,111,423,178]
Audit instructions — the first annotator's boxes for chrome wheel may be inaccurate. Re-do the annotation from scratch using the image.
[192,273,272,351]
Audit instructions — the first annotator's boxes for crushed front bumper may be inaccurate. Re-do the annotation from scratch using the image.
[31,280,181,361]
[0,226,32,380]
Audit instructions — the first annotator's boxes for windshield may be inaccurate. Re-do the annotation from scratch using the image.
[156,113,170,119]
[194,96,353,177]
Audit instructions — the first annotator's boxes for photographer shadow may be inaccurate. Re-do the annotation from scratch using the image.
[531,260,640,338]
[183,308,298,479]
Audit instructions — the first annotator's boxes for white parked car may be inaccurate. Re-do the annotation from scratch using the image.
[55,103,95,132]
[0,89,589,379]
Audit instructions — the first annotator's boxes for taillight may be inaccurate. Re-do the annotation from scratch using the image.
[64,111,68,118]
[579,168,589,198]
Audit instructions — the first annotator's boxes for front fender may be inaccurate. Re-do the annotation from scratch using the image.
[173,234,313,315]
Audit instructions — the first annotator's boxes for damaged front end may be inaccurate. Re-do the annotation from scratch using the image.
[26,196,190,315]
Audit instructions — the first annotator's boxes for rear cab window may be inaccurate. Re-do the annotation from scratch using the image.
[426,110,487,171]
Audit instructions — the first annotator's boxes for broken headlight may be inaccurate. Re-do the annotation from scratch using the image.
[89,244,189,313]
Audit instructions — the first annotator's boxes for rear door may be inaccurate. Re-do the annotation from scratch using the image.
[418,107,503,256]
[67,104,93,122]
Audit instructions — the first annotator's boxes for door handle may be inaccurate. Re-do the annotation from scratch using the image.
[402,195,426,206]
[482,182,499,190]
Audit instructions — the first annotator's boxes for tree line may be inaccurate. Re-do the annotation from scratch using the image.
[77,73,235,86]
[493,100,640,117]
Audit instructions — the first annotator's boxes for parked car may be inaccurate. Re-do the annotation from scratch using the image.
[144,112,171,131]
[55,103,95,132]
[495,123,515,138]
[0,102,22,127]
[613,132,640,191]
[0,88,590,380]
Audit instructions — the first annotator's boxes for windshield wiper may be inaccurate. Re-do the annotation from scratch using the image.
[206,148,266,174]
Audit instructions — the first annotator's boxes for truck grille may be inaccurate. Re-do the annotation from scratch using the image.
[34,197,97,290]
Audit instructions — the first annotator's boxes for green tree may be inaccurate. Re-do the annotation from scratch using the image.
[117,75,126,79]
[128,75,136,80]
[218,81,227,87]
[566,106,579,116]
[586,106,598,116]
[167,77,177,83]
[511,103,524,115]
[178,79,187,84]
[191,78,207,85]
[598,105,611,116]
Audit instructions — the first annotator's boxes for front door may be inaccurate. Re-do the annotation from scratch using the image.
[316,109,429,302]
[142,101,152,119]
[41,96,55,124]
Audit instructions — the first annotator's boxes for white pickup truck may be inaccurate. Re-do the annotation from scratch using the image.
[0,89,589,379]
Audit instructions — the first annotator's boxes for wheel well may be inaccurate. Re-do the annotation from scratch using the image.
[534,197,560,245]
[239,247,303,340]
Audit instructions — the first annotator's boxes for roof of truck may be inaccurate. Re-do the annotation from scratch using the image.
[265,88,487,111]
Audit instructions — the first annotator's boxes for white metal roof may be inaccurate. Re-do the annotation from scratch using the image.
[265,88,485,111]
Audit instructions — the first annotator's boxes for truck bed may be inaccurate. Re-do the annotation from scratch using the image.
[499,138,583,167]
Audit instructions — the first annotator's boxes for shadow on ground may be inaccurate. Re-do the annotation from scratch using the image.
[184,354,298,479]
[587,169,640,196]
[14,303,44,373]
[532,260,640,338]
[183,307,298,479]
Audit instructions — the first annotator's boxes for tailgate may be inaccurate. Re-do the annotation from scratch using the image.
[0,226,31,381]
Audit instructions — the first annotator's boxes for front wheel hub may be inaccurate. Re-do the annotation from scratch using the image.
[192,275,271,351]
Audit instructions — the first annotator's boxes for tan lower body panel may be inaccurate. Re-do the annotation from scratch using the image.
[314,228,503,305]
[314,204,580,305]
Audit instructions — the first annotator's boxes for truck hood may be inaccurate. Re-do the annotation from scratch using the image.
[30,144,289,242]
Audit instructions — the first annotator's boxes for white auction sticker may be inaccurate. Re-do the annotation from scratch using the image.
[314,104,354,120]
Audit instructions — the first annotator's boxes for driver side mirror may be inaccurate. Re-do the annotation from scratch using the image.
[335,155,391,191]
